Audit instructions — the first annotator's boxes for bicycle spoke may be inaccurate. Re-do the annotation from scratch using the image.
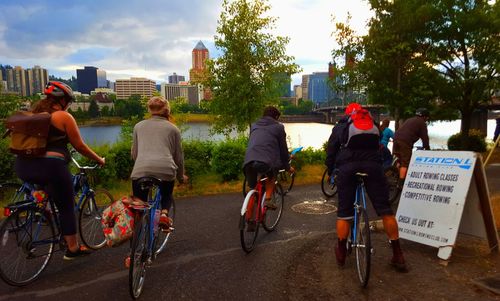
[355,207,371,287]
[262,184,284,232]
[79,189,113,250]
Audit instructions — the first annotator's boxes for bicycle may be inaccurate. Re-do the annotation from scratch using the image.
[242,146,303,196]
[345,172,372,287]
[384,154,401,208]
[129,176,175,299]
[239,175,284,253]
[0,158,112,286]
[321,168,338,197]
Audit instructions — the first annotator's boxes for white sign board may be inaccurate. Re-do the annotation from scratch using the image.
[397,151,477,259]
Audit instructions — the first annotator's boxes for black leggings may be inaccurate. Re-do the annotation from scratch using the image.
[132,179,174,211]
[15,157,76,236]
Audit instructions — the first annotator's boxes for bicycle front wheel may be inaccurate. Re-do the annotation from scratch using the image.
[354,207,371,287]
[129,211,148,299]
[154,200,175,256]
[239,190,260,253]
[262,183,284,232]
[279,171,295,194]
[0,207,55,286]
[79,188,114,250]
[321,169,337,197]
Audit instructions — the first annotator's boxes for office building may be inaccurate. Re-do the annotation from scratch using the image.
[6,66,28,96]
[293,85,302,99]
[189,41,211,100]
[115,77,156,99]
[301,74,310,101]
[168,73,185,84]
[308,72,335,104]
[160,83,202,105]
[26,65,49,95]
[77,66,107,94]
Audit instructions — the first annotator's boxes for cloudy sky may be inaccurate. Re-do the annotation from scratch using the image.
[0,0,372,86]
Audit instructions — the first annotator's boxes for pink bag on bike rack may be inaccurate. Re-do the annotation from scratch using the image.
[101,196,137,247]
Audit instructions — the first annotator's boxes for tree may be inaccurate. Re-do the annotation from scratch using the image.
[330,14,367,105]
[0,85,23,119]
[205,0,301,135]
[87,99,100,118]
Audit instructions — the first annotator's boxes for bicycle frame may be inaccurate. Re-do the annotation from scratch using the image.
[351,180,368,246]
[240,177,267,222]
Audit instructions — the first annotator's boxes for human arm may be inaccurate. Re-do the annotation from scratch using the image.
[278,124,291,172]
[420,121,430,150]
[54,111,105,165]
[325,125,342,175]
[131,127,138,161]
[171,128,186,183]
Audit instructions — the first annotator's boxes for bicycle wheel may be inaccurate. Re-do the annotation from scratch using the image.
[279,171,295,194]
[354,207,371,287]
[129,211,148,299]
[239,190,260,253]
[385,166,401,210]
[79,188,114,250]
[0,207,55,286]
[321,169,337,197]
[262,183,284,232]
[154,200,175,256]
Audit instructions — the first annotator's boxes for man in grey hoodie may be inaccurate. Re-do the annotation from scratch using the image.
[243,106,294,211]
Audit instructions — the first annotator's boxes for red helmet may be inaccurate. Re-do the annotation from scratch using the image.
[44,81,75,102]
[345,102,362,115]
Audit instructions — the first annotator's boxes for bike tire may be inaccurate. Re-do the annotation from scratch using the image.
[79,188,114,250]
[279,171,295,194]
[262,183,284,232]
[0,207,55,286]
[354,206,371,287]
[385,166,401,209]
[154,200,175,256]
[321,168,337,197]
[129,211,148,299]
[239,190,260,253]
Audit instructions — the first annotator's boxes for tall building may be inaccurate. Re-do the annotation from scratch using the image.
[115,77,156,100]
[308,72,335,104]
[160,83,202,105]
[293,85,302,99]
[77,66,107,94]
[168,72,185,84]
[301,74,310,101]
[6,66,28,96]
[26,65,49,95]
[189,41,211,100]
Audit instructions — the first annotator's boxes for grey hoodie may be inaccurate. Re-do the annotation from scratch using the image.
[244,116,290,171]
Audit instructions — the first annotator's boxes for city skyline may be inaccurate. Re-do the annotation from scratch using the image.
[0,0,372,86]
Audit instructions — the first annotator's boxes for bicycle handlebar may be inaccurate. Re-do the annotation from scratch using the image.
[70,149,100,170]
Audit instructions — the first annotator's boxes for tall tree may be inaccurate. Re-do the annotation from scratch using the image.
[205,0,301,135]
[87,99,100,118]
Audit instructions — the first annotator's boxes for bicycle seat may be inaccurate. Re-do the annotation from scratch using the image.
[136,177,162,190]
[355,172,368,179]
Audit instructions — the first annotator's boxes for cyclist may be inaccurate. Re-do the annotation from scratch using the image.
[14,81,105,260]
[243,106,294,224]
[130,96,188,230]
[325,104,407,272]
[393,108,430,187]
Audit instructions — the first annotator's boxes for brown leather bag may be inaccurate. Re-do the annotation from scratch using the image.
[4,111,51,157]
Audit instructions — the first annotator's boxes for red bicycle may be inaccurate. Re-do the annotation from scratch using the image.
[239,175,284,253]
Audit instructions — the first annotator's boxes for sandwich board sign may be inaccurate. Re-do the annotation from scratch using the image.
[396,151,499,260]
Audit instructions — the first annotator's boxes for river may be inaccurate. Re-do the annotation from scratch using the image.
[79,120,499,150]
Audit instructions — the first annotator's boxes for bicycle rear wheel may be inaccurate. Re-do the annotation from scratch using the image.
[79,188,114,249]
[0,207,55,286]
[385,166,401,210]
[129,211,148,299]
[354,207,371,287]
[279,171,295,194]
[262,183,284,232]
[321,169,337,197]
[154,200,175,256]
[239,190,260,253]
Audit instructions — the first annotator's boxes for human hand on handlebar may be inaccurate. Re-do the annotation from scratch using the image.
[288,166,295,174]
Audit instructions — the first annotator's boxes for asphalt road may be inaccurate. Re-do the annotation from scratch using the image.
[0,181,499,300]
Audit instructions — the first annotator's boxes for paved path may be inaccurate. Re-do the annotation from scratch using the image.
[0,166,499,300]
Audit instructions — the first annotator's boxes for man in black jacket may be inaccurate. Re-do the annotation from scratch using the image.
[243,106,294,210]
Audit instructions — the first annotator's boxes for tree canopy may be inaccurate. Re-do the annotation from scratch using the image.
[205,0,301,135]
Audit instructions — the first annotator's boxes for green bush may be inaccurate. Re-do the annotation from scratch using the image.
[0,137,16,182]
[447,129,487,152]
[183,140,214,179]
[211,137,247,181]
[299,147,326,165]
[109,141,134,180]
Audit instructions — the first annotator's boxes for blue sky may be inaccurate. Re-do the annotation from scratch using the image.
[0,0,372,86]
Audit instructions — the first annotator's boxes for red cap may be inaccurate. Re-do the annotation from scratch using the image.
[345,103,362,115]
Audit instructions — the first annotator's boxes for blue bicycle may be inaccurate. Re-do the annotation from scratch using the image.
[129,176,175,299]
[346,172,372,287]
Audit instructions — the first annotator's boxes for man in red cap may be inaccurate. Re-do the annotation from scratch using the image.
[325,103,408,272]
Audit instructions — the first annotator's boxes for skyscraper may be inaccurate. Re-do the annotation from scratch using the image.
[77,66,107,94]
[189,41,210,99]
[168,72,186,84]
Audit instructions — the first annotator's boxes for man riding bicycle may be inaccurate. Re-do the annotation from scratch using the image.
[393,108,430,188]
[325,103,407,272]
[243,106,294,227]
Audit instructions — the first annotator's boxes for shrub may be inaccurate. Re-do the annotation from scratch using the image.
[0,137,16,182]
[183,140,214,180]
[211,137,247,181]
[447,129,487,152]
[109,141,134,180]
[299,147,326,165]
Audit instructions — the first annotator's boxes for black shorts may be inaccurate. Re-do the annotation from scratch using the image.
[243,161,276,189]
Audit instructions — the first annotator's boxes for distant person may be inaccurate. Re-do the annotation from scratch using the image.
[393,108,430,187]
[379,118,394,167]
[325,104,407,272]
[243,106,294,230]
[494,117,500,144]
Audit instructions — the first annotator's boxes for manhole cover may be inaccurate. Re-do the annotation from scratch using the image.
[472,274,500,295]
[291,200,337,215]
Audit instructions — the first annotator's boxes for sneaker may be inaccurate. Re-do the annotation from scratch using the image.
[63,245,91,260]
[335,239,347,267]
[264,199,277,210]
[246,220,257,232]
